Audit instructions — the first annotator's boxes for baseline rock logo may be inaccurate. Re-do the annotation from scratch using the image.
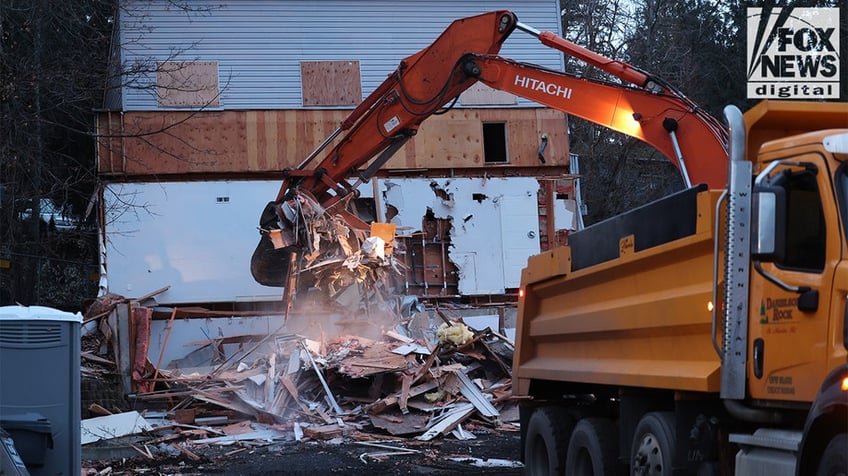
[747,7,840,99]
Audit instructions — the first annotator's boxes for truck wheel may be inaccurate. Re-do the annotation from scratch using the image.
[817,433,847,476]
[631,412,676,476]
[565,417,620,476]
[524,406,574,476]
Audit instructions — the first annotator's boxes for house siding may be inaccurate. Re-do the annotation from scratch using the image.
[119,0,563,111]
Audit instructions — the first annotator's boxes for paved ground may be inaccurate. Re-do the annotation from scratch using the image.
[83,426,523,475]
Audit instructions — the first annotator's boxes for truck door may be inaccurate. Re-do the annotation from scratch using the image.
[748,152,838,403]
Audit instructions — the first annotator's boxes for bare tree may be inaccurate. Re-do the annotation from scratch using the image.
[559,0,778,224]
[0,0,114,308]
[559,0,683,225]
[0,0,227,309]
[627,0,744,116]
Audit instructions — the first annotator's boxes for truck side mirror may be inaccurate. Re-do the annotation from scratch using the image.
[751,185,786,263]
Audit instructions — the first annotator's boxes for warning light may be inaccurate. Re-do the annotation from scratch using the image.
[519,288,525,299]
[841,376,848,392]
[707,301,714,312]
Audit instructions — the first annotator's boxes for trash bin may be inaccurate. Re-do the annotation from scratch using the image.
[0,426,30,476]
[0,414,52,467]
[0,306,81,476]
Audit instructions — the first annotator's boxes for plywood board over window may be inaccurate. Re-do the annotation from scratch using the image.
[157,61,219,108]
[301,60,362,106]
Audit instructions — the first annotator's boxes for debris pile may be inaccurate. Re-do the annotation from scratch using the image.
[81,308,518,460]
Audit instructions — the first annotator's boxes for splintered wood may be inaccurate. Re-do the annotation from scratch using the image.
[83,215,518,451]
[106,315,518,448]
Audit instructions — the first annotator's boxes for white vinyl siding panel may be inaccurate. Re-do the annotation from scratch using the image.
[119,0,563,111]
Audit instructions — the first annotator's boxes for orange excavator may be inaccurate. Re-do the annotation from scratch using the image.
[250,9,728,291]
[252,10,848,475]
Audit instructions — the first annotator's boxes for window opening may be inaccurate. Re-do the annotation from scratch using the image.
[483,123,508,164]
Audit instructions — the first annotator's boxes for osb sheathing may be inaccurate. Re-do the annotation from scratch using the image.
[96,108,568,177]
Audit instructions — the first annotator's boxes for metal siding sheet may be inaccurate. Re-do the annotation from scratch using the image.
[119,0,562,111]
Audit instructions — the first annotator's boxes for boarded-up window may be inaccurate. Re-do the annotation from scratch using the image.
[157,61,219,108]
[301,61,361,106]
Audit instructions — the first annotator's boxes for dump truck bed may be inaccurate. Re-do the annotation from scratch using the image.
[514,185,723,396]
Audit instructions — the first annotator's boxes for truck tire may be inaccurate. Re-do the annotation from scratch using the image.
[524,406,574,476]
[631,412,676,476]
[816,433,847,476]
[565,417,620,476]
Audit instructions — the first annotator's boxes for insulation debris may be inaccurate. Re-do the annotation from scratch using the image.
[437,322,474,345]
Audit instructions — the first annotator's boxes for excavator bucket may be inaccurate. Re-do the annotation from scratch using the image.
[250,233,294,287]
[250,200,295,287]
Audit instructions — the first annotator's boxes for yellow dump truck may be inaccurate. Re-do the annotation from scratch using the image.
[515,100,848,476]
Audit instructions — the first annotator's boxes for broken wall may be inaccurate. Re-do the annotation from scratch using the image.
[103,180,283,304]
[103,177,544,305]
[377,177,540,295]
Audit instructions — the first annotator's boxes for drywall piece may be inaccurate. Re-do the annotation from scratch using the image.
[148,315,289,370]
[390,343,431,356]
[462,315,500,333]
[380,177,540,295]
[447,457,524,469]
[190,428,289,445]
[451,371,499,418]
[555,198,579,231]
[81,411,153,445]
[416,402,475,441]
[451,424,477,440]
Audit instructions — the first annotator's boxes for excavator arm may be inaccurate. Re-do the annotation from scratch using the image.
[465,53,728,188]
[251,10,729,290]
[275,10,519,208]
